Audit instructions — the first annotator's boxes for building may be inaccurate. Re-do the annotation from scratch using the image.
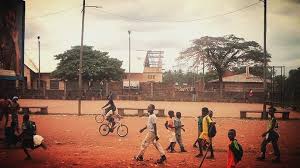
[123,50,163,89]
[207,67,266,92]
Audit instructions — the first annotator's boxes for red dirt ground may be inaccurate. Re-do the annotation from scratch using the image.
[1,114,300,168]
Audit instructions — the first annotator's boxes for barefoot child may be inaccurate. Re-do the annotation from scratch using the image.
[19,114,47,160]
[174,112,187,152]
[227,129,243,168]
[165,110,176,153]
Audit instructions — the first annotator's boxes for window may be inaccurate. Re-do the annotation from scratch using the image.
[148,75,155,79]
[50,80,59,90]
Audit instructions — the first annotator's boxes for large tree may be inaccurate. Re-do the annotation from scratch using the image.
[178,34,271,97]
[52,45,124,81]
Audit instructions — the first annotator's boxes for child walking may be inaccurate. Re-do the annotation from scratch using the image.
[19,114,47,160]
[174,112,187,152]
[227,129,243,168]
[134,104,167,164]
[165,110,176,153]
[256,104,280,163]
[196,107,215,159]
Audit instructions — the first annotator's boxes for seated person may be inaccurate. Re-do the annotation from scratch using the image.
[4,121,18,147]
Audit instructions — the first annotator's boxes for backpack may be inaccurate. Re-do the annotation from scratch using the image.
[230,140,243,162]
[24,121,37,135]
[207,117,216,138]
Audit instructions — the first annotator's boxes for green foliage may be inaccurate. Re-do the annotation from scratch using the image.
[178,34,271,96]
[179,34,270,77]
[162,70,203,85]
[286,67,300,107]
[51,46,124,81]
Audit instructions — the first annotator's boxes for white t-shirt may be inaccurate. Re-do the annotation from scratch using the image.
[147,113,157,132]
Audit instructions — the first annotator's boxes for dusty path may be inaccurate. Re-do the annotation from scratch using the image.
[1,115,299,168]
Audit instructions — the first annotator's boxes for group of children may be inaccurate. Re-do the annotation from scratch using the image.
[0,96,47,160]
[134,104,280,167]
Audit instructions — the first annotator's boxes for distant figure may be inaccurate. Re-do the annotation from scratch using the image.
[19,114,47,160]
[174,112,187,152]
[256,104,280,163]
[192,87,197,102]
[165,110,176,153]
[0,96,11,128]
[246,89,253,103]
[9,96,20,133]
[134,104,166,164]
[227,129,243,168]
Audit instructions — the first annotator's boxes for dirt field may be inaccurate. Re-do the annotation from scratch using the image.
[18,99,300,118]
[1,114,300,168]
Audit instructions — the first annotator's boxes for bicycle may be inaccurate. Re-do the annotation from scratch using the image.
[95,109,106,123]
[99,114,128,137]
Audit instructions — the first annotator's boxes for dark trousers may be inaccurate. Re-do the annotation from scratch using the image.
[261,131,280,158]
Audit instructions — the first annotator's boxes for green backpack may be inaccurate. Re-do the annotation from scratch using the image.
[230,140,243,162]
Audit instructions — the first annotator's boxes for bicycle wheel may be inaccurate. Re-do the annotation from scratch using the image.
[95,114,105,123]
[99,124,110,136]
[117,124,128,137]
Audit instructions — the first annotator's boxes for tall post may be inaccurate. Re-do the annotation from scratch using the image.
[202,57,205,91]
[263,0,267,116]
[128,30,131,100]
[37,36,41,93]
[78,0,86,116]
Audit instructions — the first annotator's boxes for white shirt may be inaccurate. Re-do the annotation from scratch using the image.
[147,113,157,132]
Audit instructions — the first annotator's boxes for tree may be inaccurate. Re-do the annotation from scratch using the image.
[286,67,300,109]
[162,70,203,85]
[52,46,124,81]
[178,34,271,97]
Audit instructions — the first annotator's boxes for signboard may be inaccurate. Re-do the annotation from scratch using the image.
[0,0,25,79]
[123,81,139,89]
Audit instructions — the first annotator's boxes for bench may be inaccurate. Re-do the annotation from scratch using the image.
[240,110,290,120]
[117,108,165,117]
[20,106,48,115]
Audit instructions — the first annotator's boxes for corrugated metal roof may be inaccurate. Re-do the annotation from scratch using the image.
[208,73,265,83]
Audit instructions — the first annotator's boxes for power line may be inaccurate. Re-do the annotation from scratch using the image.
[96,1,261,23]
[26,5,81,20]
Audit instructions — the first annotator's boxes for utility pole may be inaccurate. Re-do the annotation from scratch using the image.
[202,57,205,91]
[263,0,267,117]
[128,30,131,100]
[78,0,101,116]
[37,36,41,94]
[78,0,86,116]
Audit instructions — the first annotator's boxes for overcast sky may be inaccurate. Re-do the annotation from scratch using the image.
[24,0,300,75]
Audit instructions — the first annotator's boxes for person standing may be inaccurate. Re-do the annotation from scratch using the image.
[10,96,20,133]
[256,104,280,163]
[134,104,167,164]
